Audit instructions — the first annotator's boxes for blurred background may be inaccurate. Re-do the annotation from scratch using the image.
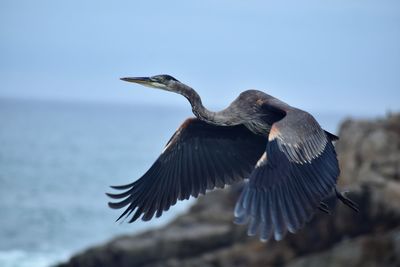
[0,0,399,266]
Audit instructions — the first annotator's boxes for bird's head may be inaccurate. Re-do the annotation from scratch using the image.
[120,74,180,91]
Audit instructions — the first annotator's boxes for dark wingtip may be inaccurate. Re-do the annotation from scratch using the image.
[106,190,132,199]
[325,130,339,141]
[107,198,132,209]
[105,192,115,198]
[128,210,142,223]
[106,192,123,199]
[107,201,119,209]
[110,182,135,190]
[115,212,127,222]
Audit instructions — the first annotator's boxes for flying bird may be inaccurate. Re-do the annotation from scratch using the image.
[107,74,358,241]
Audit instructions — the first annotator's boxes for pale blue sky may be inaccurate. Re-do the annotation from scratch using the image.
[1,0,399,115]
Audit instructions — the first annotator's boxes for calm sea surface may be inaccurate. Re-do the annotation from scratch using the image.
[0,98,344,267]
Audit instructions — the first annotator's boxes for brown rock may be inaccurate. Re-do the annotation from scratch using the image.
[287,228,400,267]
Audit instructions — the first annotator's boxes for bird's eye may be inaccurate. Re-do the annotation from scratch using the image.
[164,75,177,82]
[150,76,161,82]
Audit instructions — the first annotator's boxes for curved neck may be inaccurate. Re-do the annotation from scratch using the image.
[172,82,235,126]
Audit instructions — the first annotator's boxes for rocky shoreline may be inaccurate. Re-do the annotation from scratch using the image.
[56,114,400,267]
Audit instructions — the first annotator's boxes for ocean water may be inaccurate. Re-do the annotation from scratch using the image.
[0,98,344,267]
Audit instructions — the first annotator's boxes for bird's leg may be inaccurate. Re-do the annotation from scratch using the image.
[318,201,331,214]
[335,188,359,212]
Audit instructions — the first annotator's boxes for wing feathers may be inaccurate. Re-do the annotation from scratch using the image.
[235,107,340,241]
[109,104,341,243]
[108,118,266,223]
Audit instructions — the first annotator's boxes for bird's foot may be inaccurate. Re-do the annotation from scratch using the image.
[318,201,331,214]
[335,189,359,212]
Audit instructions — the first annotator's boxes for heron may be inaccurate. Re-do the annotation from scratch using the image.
[107,74,358,242]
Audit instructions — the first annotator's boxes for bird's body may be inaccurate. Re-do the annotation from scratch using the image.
[108,75,358,241]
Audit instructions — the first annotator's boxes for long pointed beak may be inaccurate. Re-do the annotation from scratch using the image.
[120,77,152,85]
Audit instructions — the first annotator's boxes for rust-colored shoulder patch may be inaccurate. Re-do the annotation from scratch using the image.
[268,124,281,141]
[162,118,196,154]
[180,117,197,130]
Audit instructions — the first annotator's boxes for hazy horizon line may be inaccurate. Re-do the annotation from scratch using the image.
[1,95,395,119]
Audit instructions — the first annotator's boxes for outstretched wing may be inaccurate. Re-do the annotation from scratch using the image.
[108,118,267,222]
[234,109,339,241]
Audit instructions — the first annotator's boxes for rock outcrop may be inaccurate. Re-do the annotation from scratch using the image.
[56,114,400,267]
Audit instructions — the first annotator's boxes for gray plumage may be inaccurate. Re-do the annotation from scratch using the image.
[108,74,358,241]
